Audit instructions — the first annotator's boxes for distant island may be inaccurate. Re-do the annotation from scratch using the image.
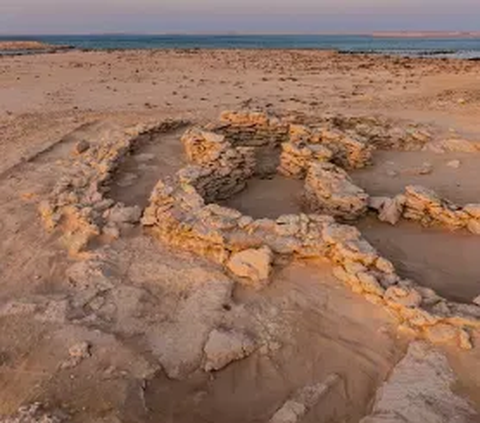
[0,40,72,51]
[372,31,480,38]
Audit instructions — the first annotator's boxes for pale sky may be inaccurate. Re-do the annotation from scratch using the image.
[1,0,480,34]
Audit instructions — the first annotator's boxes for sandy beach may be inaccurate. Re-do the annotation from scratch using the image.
[1,49,480,422]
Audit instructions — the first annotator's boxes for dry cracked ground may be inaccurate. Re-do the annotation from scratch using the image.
[1,49,480,422]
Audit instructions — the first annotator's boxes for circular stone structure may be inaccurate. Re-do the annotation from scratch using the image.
[39,110,480,351]
[141,110,480,350]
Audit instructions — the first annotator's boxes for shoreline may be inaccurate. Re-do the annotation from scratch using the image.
[2,46,480,61]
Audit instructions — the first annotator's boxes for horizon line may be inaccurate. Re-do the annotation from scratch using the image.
[2,30,480,38]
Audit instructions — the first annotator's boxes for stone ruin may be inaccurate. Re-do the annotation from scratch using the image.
[370,185,480,233]
[39,110,480,351]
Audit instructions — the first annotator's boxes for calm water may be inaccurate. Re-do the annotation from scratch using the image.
[2,34,480,58]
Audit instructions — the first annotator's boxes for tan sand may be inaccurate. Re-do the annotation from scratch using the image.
[0,49,480,422]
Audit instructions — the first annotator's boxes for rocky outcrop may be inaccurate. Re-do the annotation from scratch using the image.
[361,342,477,423]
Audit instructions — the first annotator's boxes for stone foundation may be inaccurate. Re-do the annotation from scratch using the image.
[38,120,187,254]
[370,185,480,233]
[38,110,480,350]
[143,111,480,350]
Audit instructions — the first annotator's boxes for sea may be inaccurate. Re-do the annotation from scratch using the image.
[2,34,480,59]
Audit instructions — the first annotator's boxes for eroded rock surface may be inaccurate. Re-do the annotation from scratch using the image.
[203,329,256,372]
[361,342,478,423]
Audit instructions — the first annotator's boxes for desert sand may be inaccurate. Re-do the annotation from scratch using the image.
[0,49,480,422]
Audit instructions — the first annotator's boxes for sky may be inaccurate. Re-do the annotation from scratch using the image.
[1,0,480,34]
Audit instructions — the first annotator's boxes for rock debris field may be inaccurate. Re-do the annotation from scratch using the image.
[1,109,480,422]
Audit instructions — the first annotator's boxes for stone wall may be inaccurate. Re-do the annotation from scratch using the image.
[288,124,374,169]
[38,120,186,254]
[143,111,480,350]
[370,185,480,234]
[303,162,369,221]
[143,175,480,349]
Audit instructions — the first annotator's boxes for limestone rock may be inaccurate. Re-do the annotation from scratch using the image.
[424,324,459,345]
[447,159,461,169]
[269,374,341,423]
[361,342,477,423]
[203,329,256,372]
[73,140,90,155]
[467,220,480,235]
[368,196,390,211]
[377,195,405,225]
[68,341,91,359]
[304,162,369,221]
[104,205,142,224]
[227,246,273,285]
[463,204,480,219]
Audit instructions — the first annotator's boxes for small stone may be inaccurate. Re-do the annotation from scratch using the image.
[459,329,473,350]
[386,169,398,177]
[105,205,142,224]
[447,160,461,169]
[378,196,404,225]
[473,295,480,306]
[69,341,91,359]
[227,246,273,285]
[418,162,433,175]
[73,140,90,155]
